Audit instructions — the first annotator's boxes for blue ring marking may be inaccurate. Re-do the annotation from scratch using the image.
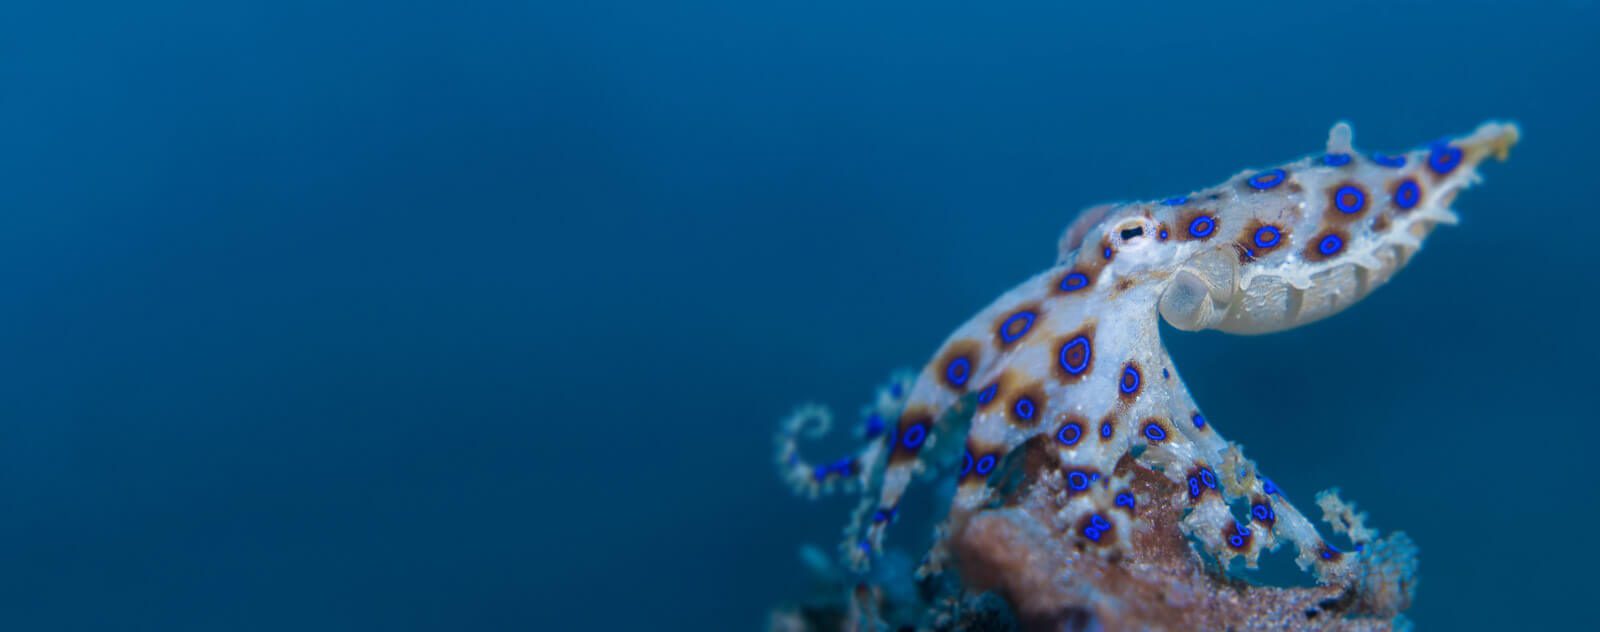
[1428,143,1462,174]
[1200,468,1217,489]
[1247,168,1286,190]
[1334,185,1365,214]
[1317,234,1344,256]
[1162,196,1188,206]
[865,413,886,438]
[1162,368,1170,379]
[1068,471,1090,491]
[1251,503,1274,521]
[1261,478,1279,495]
[889,383,903,398]
[1099,420,1113,438]
[1119,364,1141,395]
[1228,534,1246,548]
[1371,152,1406,168]
[976,382,999,406]
[1192,413,1206,429]
[1102,246,1113,259]
[1056,422,1083,446]
[999,311,1036,344]
[1323,152,1352,166]
[1238,523,1251,537]
[872,507,895,523]
[1188,215,1216,238]
[1188,477,1201,498]
[813,465,830,481]
[1058,336,1092,375]
[1090,514,1110,530]
[858,539,871,553]
[1083,526,1103,542]
[1253,225,1281,249]
[1395,179,1420,209]
[1115,492,1136,509]
[1059,271,1090,293]
[945,357,972,387]
[901,424,928,450]
[975,454,997,475]
[1143,421,1167,442]
[1013,397,1036,421]
[960,452,974,476]
[1158,228,1169,240]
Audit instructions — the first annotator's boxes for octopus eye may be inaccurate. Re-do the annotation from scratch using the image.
[1115,221,1146,242]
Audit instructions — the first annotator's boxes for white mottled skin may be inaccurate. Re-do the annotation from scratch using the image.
[778,121,1518,581]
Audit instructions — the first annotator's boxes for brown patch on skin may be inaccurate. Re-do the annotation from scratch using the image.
[1370,213,1392,234]
[1389,177,1426,214]
[1223,521,1254,552]
[1097,415,1117,443]
[1249,495,1276,527]
[973,371,1015,414]
[888,407,935,465]
[992,302,1043,349]
[959,437,1007,487]
[1113,276,1139,297]
[1006,380,1049,428]
[1424,144,1463,184]
[1232,219,1289,265]
[1076,511,1119,548]
[933,339,984,392]
[1117,361,1143,404]
[1061,466,1101,496]
[1053,413,1090,448]
[1185,464,1221,503]
[1176,209,1220,242]
[1324,181,1370,223]
[1303,228,1351,262]
[1052,266,1101,296]
[1241,170,1304,196]
[1140,417,1171,444]
[1052,322,1097,384]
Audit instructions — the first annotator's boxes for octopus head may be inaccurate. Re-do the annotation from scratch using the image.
[1059,121,1520,335]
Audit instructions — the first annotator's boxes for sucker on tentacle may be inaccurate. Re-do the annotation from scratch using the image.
[774,121,1517,590]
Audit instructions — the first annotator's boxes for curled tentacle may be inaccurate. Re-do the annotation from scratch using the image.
[775,404,858,500]
[773,370,914,499]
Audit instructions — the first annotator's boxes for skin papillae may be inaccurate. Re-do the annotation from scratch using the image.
[773,122,1518,631]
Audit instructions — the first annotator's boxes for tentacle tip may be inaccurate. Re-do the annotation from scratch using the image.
[1326,120,1355,154]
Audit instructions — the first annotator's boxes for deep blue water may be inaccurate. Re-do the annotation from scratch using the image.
[1,1,1595,630]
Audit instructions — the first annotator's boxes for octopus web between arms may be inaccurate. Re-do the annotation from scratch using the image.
[773,121,1519,630]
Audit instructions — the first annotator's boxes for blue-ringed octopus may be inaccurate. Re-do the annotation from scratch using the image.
[776,121,1518,586]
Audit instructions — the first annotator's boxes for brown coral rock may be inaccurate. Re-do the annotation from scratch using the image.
[950,453,1399,632]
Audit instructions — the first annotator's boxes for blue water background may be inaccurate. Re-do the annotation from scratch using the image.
[1,1,1595,629]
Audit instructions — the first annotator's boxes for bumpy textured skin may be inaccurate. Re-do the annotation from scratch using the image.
[774,121,1517,628]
